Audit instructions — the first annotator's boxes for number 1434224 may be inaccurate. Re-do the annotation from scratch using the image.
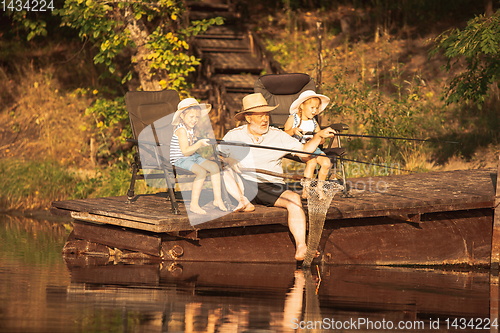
[2,0,54,11]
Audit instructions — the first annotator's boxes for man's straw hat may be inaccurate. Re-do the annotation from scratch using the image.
[234,93,279,121]
[289,90,330,115]
[172,98,211,125]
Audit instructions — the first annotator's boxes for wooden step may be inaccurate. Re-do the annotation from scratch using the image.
[194,38,249,53]
[212,74,257,90]
[207,53,264,74]
[196,26,245,39]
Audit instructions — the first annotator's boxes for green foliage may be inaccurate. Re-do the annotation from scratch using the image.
[84,93,132,165]
[322,68,443,164]
[54,0,223,93]
[430,10,500,106]
[6,10,50,41]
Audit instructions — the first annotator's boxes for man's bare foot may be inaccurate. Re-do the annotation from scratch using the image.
[213,200,228,212]
[190,205,207,215]
[233,202,245,212]
[295,244,307,261]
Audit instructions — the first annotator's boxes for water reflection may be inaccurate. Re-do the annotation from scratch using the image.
[0,214,498,332]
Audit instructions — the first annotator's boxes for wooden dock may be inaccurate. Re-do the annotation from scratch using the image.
[52,168,497,266]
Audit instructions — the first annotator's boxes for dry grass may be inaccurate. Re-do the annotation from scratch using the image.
[0,66,93,167]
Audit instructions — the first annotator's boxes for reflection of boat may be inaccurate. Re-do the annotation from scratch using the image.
[59,260,492,331]
[52,168,497,266]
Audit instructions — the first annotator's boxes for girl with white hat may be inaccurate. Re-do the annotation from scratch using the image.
[170,98,253,214]
[284,90,333,198]
[170,98,228,215]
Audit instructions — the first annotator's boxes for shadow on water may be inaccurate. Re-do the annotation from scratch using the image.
[1,213,499,332]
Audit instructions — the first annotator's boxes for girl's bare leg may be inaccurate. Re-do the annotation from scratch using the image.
[302,158,317,199]
[189,164,208,214]
[303,158,317,179]
[316,155,332,200]
[201,160,227,212]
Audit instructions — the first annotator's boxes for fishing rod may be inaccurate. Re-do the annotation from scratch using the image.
[129,138,412,172]
[207,139,345,159]
[213,140,412,173]
[303,132,460,144]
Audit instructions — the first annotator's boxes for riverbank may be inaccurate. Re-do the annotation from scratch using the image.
[1,4,499,212]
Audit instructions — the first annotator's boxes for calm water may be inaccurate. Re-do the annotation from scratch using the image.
[0,213,498,333]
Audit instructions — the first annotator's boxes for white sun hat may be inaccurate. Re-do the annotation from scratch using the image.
[289,90,330,115]
[171,98,212,125]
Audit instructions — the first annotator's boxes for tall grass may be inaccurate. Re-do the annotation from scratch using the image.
[0,66,165,211]
[0,159,159,211]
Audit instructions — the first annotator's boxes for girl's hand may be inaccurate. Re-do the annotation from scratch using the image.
[197,139,210,148]
[293,128,304,137]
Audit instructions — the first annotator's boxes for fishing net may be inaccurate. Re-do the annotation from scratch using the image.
[301,178,344,267]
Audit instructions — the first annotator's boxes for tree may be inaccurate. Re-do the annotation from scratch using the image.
[6,0,223,166]
[55,0,223,93]
[8,0,223,93]
[430,9,500,106]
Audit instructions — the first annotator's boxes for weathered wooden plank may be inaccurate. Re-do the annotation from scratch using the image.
[52,169,496,234]
[72,221,162,256]
[155,209,493,265]
[322,209,493,266]
[211,74,258,91]
[196,26,245,39]
[195,38,249,52]
[207,53,264,73]
[161,224,298,263]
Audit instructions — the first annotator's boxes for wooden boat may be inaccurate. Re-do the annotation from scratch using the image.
[52,167,499,267]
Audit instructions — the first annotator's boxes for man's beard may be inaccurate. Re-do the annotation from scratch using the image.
[248,121,269,135]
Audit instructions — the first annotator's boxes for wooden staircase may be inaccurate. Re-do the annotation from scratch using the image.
[187,0,284,138]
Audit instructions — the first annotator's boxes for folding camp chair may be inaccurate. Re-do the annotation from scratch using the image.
[125,89,228,214]
[254,73,350,196]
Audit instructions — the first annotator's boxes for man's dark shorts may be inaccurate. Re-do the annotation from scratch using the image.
[240,177,289,207]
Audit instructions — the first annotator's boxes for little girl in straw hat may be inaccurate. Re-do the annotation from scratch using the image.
[284,90,334,198]
[170,98,253,214]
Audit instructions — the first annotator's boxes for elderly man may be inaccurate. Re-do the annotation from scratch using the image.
[218,93,336,261]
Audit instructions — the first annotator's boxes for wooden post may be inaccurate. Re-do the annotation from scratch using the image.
[491,152,500,271]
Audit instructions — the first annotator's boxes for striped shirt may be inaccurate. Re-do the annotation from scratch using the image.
[170,123,195,164]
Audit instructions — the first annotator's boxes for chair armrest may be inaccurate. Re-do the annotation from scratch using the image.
[326,123,349,132]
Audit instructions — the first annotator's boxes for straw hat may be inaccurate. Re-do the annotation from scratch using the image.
[289,90,330,115]
[172,98,212,125]
[234,93,279,121]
